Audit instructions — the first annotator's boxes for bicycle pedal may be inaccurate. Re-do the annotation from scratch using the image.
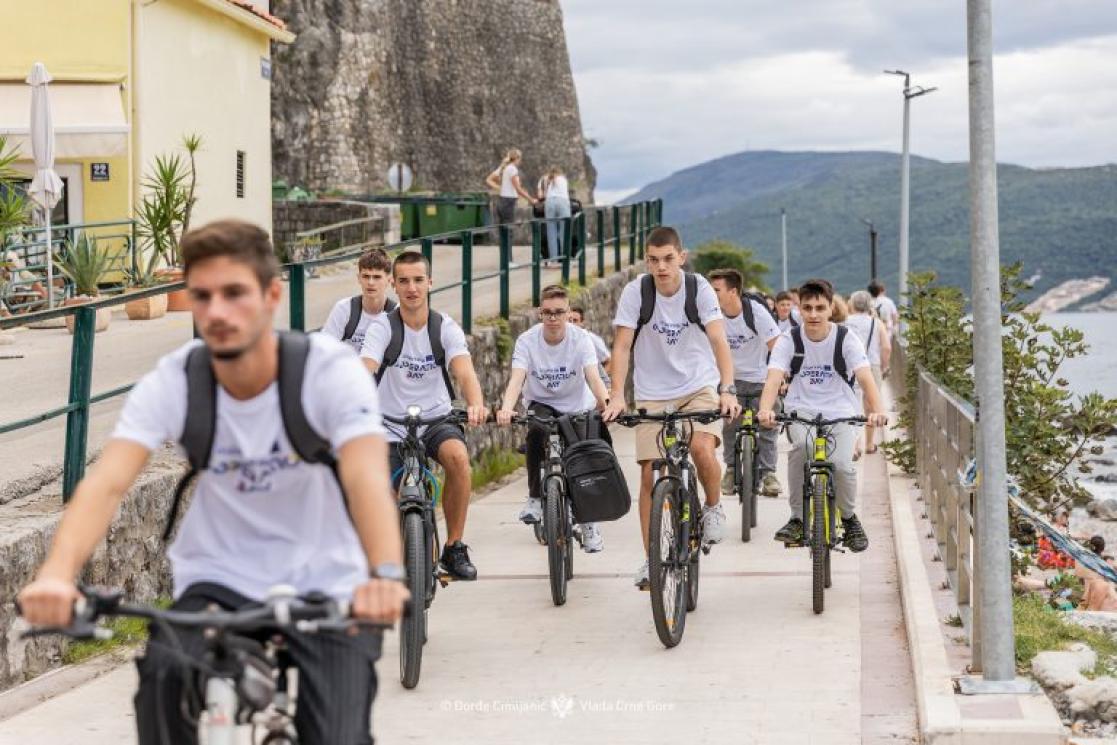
[783,541,805,549]
[701,544,712,555]
[435,571,457,587]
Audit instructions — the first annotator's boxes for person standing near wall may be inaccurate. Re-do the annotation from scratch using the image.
[486,148,538,225]
[536,166,571,263]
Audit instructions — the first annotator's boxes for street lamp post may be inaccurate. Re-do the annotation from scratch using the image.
[861,218,878,281]
[780,208,788,290]
[884,70,936,305]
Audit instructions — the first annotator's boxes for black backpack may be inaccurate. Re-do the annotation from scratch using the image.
[373,308,456,399]
[739,292,777,336]
[556,413,630,523]
[633,272,704,345]
[787,324,856,389]
[341,295,397,342]
[164,332,344,542]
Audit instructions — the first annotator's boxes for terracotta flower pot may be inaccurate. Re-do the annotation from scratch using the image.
[156,268,191,312]
[64,295,112,334]
[125,292,168,321]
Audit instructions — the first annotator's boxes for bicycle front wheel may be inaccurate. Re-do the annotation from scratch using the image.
[544,477,569,606]
[649,479,687,648]
[400,511,427,688]
[738,436,755,542]
[810,474,828,615]
[686,493,701,613]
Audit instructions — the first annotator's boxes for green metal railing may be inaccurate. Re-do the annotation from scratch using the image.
[0,199,662,500]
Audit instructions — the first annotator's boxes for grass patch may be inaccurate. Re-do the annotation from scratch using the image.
[1014,593,1117,676]
[62,597,172,665]
[944,613,964,628]
[471,446,524,491]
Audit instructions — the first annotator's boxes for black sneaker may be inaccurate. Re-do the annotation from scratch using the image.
[842,514,869,553]
[774,518,803,544]
[440,541,478,581]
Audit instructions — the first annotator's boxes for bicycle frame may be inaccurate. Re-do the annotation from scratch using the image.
[803,429,839,549]
[650,417,702,563]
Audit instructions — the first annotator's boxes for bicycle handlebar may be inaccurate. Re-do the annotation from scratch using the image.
[775,412,868,427]
[614,408,725,427]
[382,407,469,428]
[509,410,594,428]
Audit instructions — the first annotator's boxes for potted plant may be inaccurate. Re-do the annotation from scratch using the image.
[136,134,200,311]
[56,232,113,333]
[123,250,168,321]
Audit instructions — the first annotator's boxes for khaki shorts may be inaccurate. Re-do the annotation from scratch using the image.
[634,387,722,462]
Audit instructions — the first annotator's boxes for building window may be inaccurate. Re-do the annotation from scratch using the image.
[236,151,246,198]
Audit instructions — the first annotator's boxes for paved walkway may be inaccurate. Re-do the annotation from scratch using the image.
[0,242,619,497]
[0,426,917,744]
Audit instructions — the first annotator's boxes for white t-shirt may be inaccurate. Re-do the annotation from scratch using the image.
[768,323,869,419]
[511,324,597,412]
[845,313,881,365]
[585,328,612,387]
[873,295,898,326]
[500,164,520,198]
[544,175,569,200]
[724,298,781,383]
[360,312,470,442]
[777,317,798,333]
[112,335,384,601]
[614,272,723,400]
[320,296,392,354]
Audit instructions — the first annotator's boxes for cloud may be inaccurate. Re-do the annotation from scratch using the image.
[563,1,1117,190]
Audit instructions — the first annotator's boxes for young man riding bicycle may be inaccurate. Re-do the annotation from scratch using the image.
[320,247,396,353]
[360,250,488,581]
[756,278,888,552]
[602,226,741,588]
[496,285,611,552]
[707,268,783,499]
[17,220,408,744]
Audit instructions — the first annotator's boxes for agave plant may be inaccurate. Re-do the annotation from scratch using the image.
[56,232,112,297]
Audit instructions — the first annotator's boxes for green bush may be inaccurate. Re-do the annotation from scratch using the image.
[690,240,770,292]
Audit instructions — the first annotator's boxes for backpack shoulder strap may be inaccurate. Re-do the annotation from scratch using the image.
[584,411,602,440]
[740,292,757,335]
[790,315,799,328]
[341,295,363,341]
[868,318,876,351]
[166,344,218,541]
[426,310,457,399]
[632,274,657,346]
[557,414,582,444]
[788,326,805,379]
[684,273,704,331]
[277,332,336,468]
[832,324,855,388]
[374,308,405,385]
[384,297,397,313]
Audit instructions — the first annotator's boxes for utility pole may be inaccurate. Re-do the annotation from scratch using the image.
[861,218,878,281]
[780,208,788,290]
[961,0,1022,692]
[884,69,936,305]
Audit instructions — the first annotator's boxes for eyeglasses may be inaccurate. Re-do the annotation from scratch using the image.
[539,309,569,320]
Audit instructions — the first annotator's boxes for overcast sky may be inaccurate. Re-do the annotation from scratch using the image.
[561,1,1117,202]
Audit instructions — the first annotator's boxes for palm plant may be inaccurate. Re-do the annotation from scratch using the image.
[134,133,202,272]
[0,135,29,244]
[56,232,112,296]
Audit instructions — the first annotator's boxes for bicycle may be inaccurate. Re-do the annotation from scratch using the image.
[775,412,867,614]
[511,410,591,606]
[19,584,391,745]
[731,407,762,542]
[616,408,723,648]
[382,406,468,690]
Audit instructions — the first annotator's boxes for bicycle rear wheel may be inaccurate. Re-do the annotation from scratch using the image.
[400,511,427,688]
[810,474,827,615]
[738,436,755,542]
[649,479,687,648]
[544,477,569,606]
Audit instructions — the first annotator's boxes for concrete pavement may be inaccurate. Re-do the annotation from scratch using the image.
[0,424,917,744]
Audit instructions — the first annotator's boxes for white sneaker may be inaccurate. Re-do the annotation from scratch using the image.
[702,503,727,544]
[579,523,604,553]
[634,560,649,589]
[518,497,542,524]
[761,473,782,497]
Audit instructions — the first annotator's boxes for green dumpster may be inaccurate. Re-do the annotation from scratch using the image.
[415,193,488,238]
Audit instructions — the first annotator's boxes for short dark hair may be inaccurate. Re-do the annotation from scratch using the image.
[788,287,799,295]
[646,226,682,251]
[707,268,743,292]
[182,219,278,288]
[1090,535,1107,556]
[358,247,392,273]
[540,284,568,302]
[569,304,586,318]
[392,250,430,277]
[776,291,793,303]
[868,279,885,297]
[798,278,834,304]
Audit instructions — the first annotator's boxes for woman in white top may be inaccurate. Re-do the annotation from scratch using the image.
[536,165,571,262]
[486,148,538,225]
[846,290,892,455]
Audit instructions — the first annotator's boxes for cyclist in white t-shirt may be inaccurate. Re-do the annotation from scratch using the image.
[846,290,892,457]
[775,290,800,333]
[602,226,741,589]
[361,251,488,581]
[868,278,899,332]
[707,268,783,498]
[17,220,407,743]
[497,285,611,551]
[569,304,612,388]
[757,278,888,552]
[320,247,396,353]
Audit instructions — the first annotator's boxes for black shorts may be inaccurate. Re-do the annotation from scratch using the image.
[388,422,466,486]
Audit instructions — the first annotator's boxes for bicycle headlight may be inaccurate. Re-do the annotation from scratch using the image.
[407,404,422,418]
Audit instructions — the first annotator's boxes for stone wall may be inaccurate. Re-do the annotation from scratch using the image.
[272,200,395,258]
[270,0,595,202]
[0,266,635,691]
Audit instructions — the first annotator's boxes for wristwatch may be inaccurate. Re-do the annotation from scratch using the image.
[717,383,738,396]
[369,563,407,583]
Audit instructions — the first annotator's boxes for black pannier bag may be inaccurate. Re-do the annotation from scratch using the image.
[557,413,630,523]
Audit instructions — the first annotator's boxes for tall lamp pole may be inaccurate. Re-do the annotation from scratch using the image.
[884,69,936,305]
[861,218,878,282]
[780,208,788,290]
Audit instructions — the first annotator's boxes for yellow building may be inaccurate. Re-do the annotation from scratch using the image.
[0,0,293,239]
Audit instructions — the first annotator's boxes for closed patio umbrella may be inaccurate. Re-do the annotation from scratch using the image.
[27,62,64,309]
